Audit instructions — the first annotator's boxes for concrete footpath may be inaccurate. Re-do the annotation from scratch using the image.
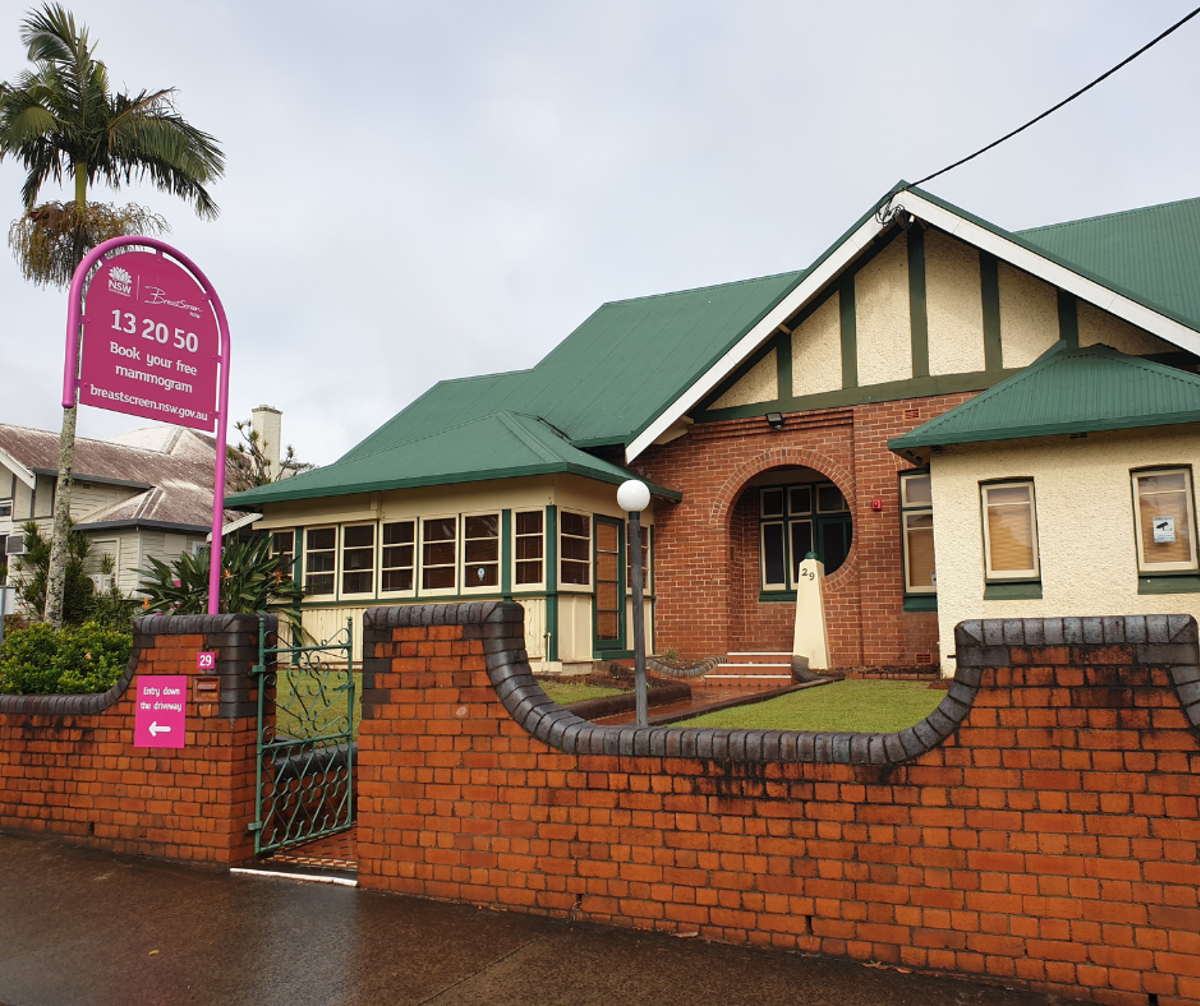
[0,832,1058,1006]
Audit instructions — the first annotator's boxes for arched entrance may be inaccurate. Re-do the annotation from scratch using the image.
[727,465,854,652]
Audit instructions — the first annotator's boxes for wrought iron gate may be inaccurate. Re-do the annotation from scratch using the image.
[251,617,355,855]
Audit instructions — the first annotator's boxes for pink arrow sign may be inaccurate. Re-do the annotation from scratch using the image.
[134,675,187,749]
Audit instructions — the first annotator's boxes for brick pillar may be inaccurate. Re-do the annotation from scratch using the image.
[0,613,271,866]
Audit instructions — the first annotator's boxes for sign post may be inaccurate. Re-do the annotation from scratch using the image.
[62,238,231,615]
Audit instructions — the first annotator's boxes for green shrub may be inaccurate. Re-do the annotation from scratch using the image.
[0,621,132,695]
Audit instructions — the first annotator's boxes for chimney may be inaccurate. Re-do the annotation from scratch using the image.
[251,405,282,481]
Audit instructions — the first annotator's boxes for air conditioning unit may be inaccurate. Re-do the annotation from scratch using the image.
[4,535,27,557]
[90,573,114,593]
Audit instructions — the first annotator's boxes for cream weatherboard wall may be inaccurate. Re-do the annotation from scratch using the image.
[256,473,656,673]
[930,426,1200,676]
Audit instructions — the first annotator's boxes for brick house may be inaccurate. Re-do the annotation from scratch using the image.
[228,182,1200,672]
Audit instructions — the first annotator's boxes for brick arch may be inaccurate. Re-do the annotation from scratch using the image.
[709,447,857,526]
[709,447,859,592]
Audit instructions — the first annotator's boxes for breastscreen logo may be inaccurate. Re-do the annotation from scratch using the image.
[108,266,132,297]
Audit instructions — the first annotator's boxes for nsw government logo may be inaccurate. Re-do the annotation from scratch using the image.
[107,266,132,297]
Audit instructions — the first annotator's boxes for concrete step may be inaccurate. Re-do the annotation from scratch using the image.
[725,651,791,665]
[699,672,793,690]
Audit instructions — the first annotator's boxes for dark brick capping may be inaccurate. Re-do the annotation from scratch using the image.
[363,605,1200,765]
[0,613,272,720]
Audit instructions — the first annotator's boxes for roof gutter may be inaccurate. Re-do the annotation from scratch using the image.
[228,463,683,509]
[888,410,1200,455]
[30,469,153,491]
[75,518,215,534]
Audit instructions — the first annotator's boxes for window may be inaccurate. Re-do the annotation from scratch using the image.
[0,500,11,518]
[759,481,849,592]
[514,510,544,585]
[381,521,415,593]
[464,513,500,589]
[305,527,337,595]
[270,530,295,579]
[341,524,375,595]
[422,517,458,591]
[900,472,935,594]
[560,511,591,586]
[595,519,622,643]
[981,481,1039,580]
[1133,469,1198,573]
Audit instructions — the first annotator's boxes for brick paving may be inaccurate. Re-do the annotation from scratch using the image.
[261,827,358,872]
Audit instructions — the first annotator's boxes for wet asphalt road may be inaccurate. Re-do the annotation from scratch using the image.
[0,832,1060,1006]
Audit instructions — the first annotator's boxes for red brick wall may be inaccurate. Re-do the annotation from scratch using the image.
[358,603,1200,1006]
[637,395,974,667]
[0,615,265,866]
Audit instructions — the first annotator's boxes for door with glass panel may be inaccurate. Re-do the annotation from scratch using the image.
[593,517,625,652]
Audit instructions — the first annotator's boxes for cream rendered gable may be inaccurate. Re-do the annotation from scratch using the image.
[711,347,778,409]
[855,237,911,384]
[1078,301,1173,356]
[792,291,841,397]
[999,262,1058,369]
[629,187,1200,462]
[926,230,985,376]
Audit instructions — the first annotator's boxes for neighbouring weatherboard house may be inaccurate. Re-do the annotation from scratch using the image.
[227,182,1200,675]
[0,405,288,603]
[0,423,220,598]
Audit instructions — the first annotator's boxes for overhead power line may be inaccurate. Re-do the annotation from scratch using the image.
[891,4,1200,204]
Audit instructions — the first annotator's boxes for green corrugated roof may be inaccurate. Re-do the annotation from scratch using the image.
[343,269,805,460]
[1017,196,1200,333]
[231,270,802,506]
[228,410,682,506]
[888,343,1200,455]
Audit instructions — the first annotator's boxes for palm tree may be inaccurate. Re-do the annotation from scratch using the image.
[0,4,225,628]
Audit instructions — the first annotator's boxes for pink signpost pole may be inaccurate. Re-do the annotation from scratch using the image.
[63,236,231,615]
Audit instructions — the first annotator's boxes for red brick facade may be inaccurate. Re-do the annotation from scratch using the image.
[638,395,975,668]
[0,615,264,866]
[357,603,1200,1006]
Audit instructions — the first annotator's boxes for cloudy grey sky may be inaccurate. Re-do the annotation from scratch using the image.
[2,1,1198,465]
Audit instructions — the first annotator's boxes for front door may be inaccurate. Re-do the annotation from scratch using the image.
[593,517,625,653]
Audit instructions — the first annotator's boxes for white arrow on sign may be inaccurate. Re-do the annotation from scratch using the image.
[149,722,171,737]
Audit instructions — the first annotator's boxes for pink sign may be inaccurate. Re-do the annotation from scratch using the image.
[196,651,216,670]
[134,675,187,749]
[79,251,220,432]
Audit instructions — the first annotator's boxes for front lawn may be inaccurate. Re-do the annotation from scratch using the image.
[675,679,945,732]
[538,680,627,705]
[273,666,362,740]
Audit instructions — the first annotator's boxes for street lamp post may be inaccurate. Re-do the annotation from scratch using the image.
[617,479,652,727]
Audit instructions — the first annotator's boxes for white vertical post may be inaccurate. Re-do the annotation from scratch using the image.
[792,552,830,671]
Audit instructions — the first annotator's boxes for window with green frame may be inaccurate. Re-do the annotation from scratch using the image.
[900,472,936,595]
[759,481,851,592]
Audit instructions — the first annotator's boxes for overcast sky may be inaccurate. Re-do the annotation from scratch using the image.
[2,1,1198,465]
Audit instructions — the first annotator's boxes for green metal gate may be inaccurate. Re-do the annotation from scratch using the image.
[250,618,356,855]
